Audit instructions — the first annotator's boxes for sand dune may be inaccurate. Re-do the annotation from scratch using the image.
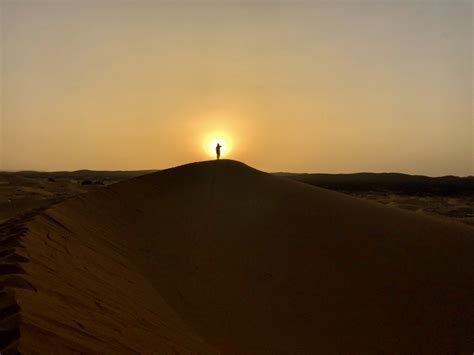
[1,160,473,353]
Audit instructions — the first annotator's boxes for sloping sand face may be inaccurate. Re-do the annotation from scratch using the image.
[1,160,473,353]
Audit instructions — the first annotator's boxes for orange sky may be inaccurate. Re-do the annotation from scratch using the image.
[0,0,472,176]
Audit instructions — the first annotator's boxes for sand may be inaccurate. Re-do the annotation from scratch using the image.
[352,191,474,228]
[0,174,103,225]
[1,160,473,353]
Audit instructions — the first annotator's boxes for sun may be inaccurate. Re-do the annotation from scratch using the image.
[203,133,233,158]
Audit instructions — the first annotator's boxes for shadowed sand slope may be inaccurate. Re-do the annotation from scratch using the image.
[2,160,473,353]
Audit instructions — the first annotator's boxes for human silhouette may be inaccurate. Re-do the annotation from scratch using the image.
[216,143,222,160]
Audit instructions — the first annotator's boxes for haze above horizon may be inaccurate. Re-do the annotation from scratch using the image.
[0,0,472,176]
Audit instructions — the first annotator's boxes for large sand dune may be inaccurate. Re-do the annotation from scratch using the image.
[1,160,473,353]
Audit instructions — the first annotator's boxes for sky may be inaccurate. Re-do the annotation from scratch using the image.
[0,0,472,176]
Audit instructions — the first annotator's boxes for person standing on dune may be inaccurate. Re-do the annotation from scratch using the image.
[216,143,222,160]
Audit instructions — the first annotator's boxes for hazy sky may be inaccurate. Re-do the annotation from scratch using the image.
[0,0,472,175]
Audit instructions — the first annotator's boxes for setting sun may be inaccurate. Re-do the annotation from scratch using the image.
[203,133,233,159]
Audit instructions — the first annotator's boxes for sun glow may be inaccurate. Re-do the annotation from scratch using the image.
[203,133,233,158]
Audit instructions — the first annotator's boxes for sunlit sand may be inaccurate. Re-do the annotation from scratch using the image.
[3,160,473,353]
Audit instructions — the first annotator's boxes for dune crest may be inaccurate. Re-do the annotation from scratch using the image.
[1,160,473,353]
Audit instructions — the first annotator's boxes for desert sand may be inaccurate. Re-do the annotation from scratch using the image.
[1,160,473,353]
[352,192,474,228]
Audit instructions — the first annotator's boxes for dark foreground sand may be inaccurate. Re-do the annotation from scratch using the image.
[1,160,473,353]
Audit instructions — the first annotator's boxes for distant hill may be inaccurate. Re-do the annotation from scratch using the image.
[275,172,474,195]
[0,169,157,182]
[2,169,473,195]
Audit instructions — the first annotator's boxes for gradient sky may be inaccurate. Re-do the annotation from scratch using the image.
[0,0,472,175]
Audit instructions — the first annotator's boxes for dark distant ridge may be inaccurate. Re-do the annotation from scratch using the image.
[0,169,158,181]
[2,169,472,195]
[276,172,474,195]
